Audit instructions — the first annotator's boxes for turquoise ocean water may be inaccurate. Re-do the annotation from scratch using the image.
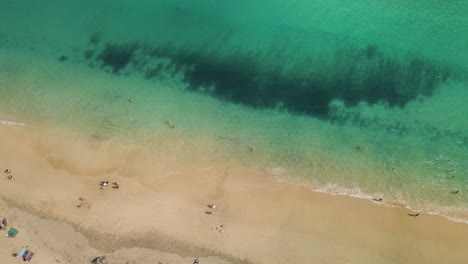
[0,1,467,221]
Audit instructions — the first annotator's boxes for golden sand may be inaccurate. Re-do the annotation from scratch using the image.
[0,120,468,264]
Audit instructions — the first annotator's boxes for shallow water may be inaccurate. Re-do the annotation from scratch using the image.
[0,0,467,221]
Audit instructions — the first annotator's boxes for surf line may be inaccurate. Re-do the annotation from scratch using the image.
[0,120,26,126]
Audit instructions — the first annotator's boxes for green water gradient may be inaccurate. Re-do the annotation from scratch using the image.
[0,0,467,221]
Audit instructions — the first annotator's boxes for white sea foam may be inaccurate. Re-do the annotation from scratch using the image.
[0,119,25,126]
[270,167,286,175]
[272,175,468,225]
[313,183,375,200]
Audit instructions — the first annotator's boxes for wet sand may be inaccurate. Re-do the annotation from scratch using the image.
[1,119,468,264]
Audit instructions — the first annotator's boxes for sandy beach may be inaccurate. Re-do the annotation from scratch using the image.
[0,118,467,264]
[1,0,467,263]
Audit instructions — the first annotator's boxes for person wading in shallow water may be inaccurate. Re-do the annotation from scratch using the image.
[355,145,368,151]
[167,120,176,128]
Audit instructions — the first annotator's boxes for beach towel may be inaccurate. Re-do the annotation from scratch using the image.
[18,248,27,257]
[7,227,18,237]
[26,252,35,261]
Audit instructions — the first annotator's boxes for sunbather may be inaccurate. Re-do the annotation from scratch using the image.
[100,180,109,189]
[0,218,7,229]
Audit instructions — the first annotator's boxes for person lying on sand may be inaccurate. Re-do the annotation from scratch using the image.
[0,218,7,229]
[372,198,382,202]
[4,169,11,174]
[208,204,216,209]
[193,258,199,264]
[450,190,459,194]
[7,175,13,180]
[77,201,91,209]
[408,213,420,217]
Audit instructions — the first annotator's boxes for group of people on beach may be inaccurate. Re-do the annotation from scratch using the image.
[4,169,13,180]
[100,180,119,189]
[205,203,216,215]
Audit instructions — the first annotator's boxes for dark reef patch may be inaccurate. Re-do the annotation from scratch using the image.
[97,43,139,73]
[89,32,101,46]
[83,49,94,60]
[58,55,69,62]
[85,38,452,118]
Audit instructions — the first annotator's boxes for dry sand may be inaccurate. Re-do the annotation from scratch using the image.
[1,118,468,264]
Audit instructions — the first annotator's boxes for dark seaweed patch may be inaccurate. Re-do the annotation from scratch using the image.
[89,32,101,46]
[364,45,378,59]
[83,50,94,60]
[85,39,452,118]
[144,63,167,80]
[58,55,69,62]
[97,43,139,73]
[153,46,450,117]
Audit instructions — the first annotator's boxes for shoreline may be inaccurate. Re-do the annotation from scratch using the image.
[1,46,467,227]
[296,180,468,226]
[1,118,468,263]
[2,114,467,226]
